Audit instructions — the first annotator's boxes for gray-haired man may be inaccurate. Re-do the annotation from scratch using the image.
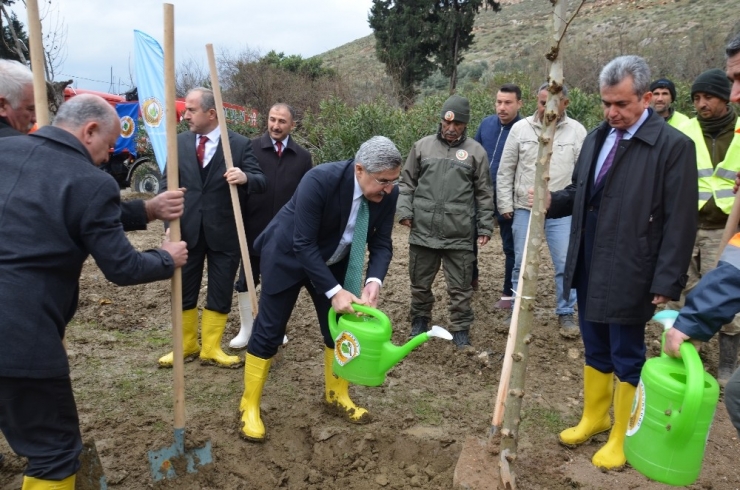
[547,55,697,470]
[238,136,402,442]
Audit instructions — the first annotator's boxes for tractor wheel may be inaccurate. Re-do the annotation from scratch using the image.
[131,161,162,194]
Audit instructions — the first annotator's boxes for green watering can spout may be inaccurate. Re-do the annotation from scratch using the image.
[328,305,452,387]
[379,325,453,373]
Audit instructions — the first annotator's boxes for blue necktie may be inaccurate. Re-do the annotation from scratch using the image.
[344,197,369,296]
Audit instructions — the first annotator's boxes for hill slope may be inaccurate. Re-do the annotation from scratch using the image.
[319,0,739,98]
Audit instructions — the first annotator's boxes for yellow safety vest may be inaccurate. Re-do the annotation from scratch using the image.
[667,111,690,130]
[681,118,740,213]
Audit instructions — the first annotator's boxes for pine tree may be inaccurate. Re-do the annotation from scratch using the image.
[431,0,500,94]
[369,0,437,107]
[369,1,500,103]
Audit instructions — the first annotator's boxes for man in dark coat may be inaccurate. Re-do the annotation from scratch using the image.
[158,87,266,369]
[238,136,401,442]
[0,58,185,232]
[229,103,313,349]
[0,94,187,490]
[547,55,697,470]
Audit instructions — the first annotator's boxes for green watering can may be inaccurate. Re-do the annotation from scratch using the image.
[624,309,719,486]
[328,304,452,387]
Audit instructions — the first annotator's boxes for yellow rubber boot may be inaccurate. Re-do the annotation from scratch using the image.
[559,366,613,446]
[158,308,200,368]
[22,474,76,489]
[238,353,271,442]
[200,309,244,368]
[592,381,636,469]
[323,347,371,424]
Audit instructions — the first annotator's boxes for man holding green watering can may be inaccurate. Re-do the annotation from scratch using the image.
[664,31,740,439]
[237,136,402,442]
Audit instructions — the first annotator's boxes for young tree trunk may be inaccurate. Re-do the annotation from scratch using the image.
[498,0,573,487]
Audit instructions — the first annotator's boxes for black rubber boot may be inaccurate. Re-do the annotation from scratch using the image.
[410,317,429,337]
[719,333,740,387]
[453,330,472,349]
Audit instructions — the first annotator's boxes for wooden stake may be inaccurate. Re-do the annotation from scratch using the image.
[205,44,259,316]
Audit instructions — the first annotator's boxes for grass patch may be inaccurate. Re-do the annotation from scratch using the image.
[521,407,567,435]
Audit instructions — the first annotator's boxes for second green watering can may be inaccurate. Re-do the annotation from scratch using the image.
[624,309,719,486]
[328,304,452,386]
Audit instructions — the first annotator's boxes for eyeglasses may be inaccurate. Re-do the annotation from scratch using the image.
[372,177,400,187]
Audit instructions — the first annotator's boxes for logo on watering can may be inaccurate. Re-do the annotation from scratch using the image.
[627,379,646,436]
[334,331,361,366]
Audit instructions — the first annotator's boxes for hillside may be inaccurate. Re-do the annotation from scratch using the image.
[319,0,739,99]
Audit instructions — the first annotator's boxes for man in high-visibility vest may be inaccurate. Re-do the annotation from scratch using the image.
[649,78,690,129]
[672,65,740,386]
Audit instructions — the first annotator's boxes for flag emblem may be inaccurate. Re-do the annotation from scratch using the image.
[142,98,164,127]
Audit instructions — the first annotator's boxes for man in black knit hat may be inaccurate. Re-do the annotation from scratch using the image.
[649,77,689,129]
[669,68,740,387]
[398,95,494,348]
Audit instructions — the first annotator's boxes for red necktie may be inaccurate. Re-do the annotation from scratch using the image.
[196,135,209,168]
[275,140,283,158]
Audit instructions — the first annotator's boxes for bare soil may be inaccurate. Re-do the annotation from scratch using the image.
[2,195,739,489]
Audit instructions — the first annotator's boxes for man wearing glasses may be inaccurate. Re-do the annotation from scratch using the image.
[238,136,402,442]
[398,95,494,349]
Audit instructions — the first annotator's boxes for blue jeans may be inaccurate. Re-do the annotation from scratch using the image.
[511,209,576,315]
[497,210,514,297]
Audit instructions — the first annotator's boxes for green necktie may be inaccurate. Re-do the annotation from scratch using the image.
[344,197,369,296]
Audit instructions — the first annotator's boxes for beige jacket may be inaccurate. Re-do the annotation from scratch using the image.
[496,112,586,214]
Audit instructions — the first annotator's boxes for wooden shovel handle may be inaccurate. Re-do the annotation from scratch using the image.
[205,44,259,317]
[163,4,186,430]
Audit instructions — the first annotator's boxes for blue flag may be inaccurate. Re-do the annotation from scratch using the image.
[113,102,139,157]
[133,30,167,173]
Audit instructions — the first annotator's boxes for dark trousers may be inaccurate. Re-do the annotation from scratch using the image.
[575,260,646,386]
[498,211,514,297]
[0,376,82,479]
[182,228,240,313]
[234,254,261,293]
[247,279,335,359]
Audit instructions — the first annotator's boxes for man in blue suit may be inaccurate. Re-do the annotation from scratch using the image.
[238,136,402,442]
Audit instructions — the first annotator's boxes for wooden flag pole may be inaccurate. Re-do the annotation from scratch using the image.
[205,44,259,316]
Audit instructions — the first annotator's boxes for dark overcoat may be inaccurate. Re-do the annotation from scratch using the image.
[549,111,698,324]
[242,132,312,248]
[0,127,174,378]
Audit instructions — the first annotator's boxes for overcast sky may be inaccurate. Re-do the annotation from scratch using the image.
[9,0,374,94]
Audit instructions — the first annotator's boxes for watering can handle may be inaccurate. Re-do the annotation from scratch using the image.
[328,304,391,327]
[671,341,704,442]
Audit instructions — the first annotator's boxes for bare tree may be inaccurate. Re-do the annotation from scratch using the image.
[176,56,209,97]
[0,0,66,80]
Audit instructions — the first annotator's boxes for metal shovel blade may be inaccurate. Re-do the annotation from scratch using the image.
[147,428,212,481]
[78,438,108,489]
